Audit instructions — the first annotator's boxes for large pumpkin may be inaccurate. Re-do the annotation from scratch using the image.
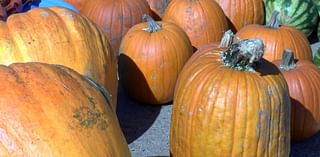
[119,15,193,104]
[214,0,265,32]
[170,33,290,156]
[72,0,153,54]
[0,62,131,157]
[273,50,320,141]
[236,11,312,62]
[162,0,228,49]
[264,0,318,37]
[0,7,118,110]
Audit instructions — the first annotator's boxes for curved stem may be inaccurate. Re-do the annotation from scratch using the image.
[221,38,264,72]
[218,30,234,48]
[266,11,280,28]
[142,14,161,33]
[279,49,296,71]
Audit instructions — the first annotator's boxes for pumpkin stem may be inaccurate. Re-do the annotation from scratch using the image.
[142,14,161,32]
[218,30,235,48]
[220,38,264,72]
[159,0,169,16]
[83,76,113,110]
[266,11,280,28]
[279,49,296,71]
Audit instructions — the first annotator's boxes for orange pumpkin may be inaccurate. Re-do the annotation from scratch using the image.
[236,11,312,62]
[74,0,153,54]
[162,0,228,49]
[0,62,131,157]
[214,0,265,32]
[170,33,290,156]
[119,15,193,104]
[0,7,118,110]
[273,49,320,141]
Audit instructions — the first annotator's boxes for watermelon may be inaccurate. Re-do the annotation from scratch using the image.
[264,0,318,37]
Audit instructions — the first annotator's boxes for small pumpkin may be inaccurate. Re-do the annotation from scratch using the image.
[273,49,320,141]
[264,0,318,37]
[70,0,154,54]
[0,7,118,110]
[214,0,265,32]
[170,32,290,157]
[236,11,312,62]
[162,0,228,49]
[0,62,131,157]
[119,15,193,104]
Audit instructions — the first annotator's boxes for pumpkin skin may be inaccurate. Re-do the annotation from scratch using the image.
[236,13,312,62]
[162,0,228,49]
[146,0,171,18]
[264,0,318,37]
[119,16,193,104]
[77,0,153,54]
[170,38,290,157]
[214,0,265,32]
[0,62,131,157]
[0,7,118,110]
[273,52,320,141]
[64,0,85,10]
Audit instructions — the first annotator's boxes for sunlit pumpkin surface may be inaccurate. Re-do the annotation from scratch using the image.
[0,62,131,157]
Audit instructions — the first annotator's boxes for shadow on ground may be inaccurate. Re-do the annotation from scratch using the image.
[116,83,162,144]
[291,131,320,157]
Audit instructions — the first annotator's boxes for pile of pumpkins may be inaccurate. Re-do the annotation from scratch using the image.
[0,0,320,156]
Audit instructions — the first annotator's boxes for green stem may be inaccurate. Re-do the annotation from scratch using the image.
[142,14,161,33]
[221,38,265,72]
[218,30,235,48]
[266,11,280,28]
[279,49,296,71]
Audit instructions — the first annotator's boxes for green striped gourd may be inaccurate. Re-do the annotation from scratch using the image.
[264,0,318,37]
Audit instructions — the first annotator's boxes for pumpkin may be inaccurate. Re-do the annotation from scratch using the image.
[0,62,131,157]
[162,0,228,49]
[170,32,290,157]
[70,0,153,54]
[23,0,79,13]
[273,49,320,141]
[146,0,170,18]
[236,11,312,62]
[0,7,118,110]
[214,0,265,32]
[119,15,193,104]
[264,0,318,37]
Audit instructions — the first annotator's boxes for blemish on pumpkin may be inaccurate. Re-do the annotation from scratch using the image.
[40,11,49,17]
[67,14,74,20]
[72,97,109,130]
[267,86,272,96]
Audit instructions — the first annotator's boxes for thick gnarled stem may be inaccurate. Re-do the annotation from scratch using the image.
[221,38,264,72]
